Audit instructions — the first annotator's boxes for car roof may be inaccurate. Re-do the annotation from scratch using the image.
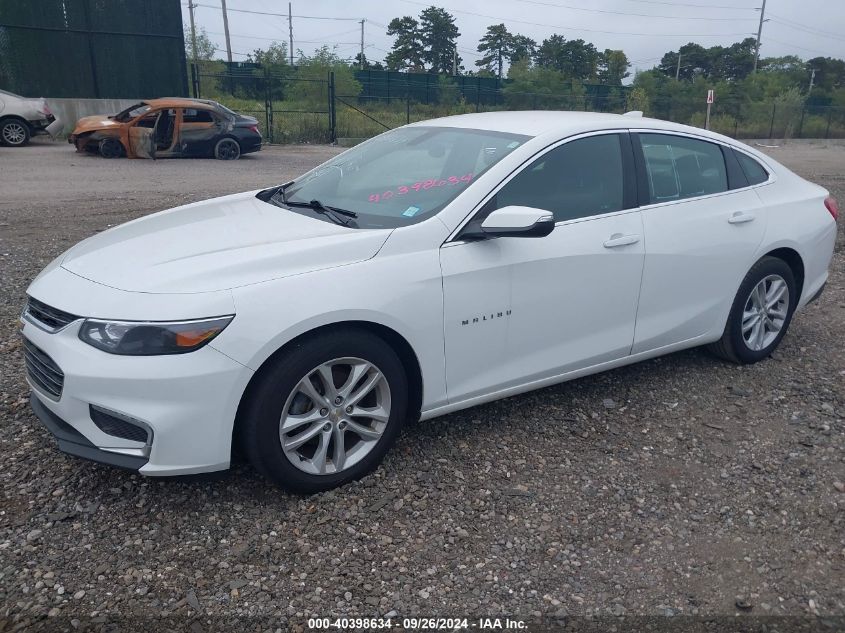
[144,98,216,110]
[411,110,731,143]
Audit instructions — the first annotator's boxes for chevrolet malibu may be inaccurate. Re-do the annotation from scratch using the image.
[22,111,838,493]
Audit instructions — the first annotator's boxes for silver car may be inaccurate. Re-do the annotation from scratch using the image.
[0,89,61,146]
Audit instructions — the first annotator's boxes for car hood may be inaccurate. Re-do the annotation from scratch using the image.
[72,114,122,134]
[59,191,392,293]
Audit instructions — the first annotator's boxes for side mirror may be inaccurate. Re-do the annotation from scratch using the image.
[464,206,555,239]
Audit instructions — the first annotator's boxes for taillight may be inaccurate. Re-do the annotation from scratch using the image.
[249,125,259,135]
[825,195,839,221]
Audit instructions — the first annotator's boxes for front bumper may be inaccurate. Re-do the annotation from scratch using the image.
[22,317,254,476]
[31,395,148,471]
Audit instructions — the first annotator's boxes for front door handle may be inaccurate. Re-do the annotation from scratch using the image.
[728,212,756,224]
[603,233,640,248]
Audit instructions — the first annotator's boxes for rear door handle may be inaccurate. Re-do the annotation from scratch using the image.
[603,233,640,248]
[728,212,755,224]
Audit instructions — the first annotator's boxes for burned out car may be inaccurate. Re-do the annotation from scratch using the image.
[69,98,262,160]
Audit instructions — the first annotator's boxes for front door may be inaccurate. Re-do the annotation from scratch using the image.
[125,109,180,159]
[126,111,158,158]
[440,132,645,404]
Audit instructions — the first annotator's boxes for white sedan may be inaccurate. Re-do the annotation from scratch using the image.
[0,89,61,146]
[22,111,838,492]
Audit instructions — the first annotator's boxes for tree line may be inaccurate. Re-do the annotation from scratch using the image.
[184,4,845,114]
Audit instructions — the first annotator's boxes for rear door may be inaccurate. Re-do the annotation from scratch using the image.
[179,107,220,157]
[631,131,766,354]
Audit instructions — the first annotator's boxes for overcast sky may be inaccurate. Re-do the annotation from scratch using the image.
[182,0,845,77]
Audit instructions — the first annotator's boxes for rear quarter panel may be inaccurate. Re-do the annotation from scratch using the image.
[751,162,836,307]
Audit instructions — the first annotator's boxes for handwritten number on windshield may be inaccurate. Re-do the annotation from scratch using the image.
[368,173,473,204]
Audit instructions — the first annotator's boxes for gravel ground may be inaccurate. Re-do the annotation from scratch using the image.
[0,138,843,629]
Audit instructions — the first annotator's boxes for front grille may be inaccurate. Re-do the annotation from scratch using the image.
[23,337,64,399]
[25,297,79,331]
[89,406,150,443]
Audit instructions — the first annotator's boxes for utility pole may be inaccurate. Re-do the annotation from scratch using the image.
[359,19,365,69]
[752,0,767,73]
[808,68,816,94]
[675,53,682,81]
[188,0,198,62]
[220,0,233,64]
[288,2,294,66]
[452,48,457,75]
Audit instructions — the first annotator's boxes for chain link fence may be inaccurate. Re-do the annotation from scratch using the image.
[191,63,845,144]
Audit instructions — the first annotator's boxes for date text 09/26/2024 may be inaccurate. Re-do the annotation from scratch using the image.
[307,617,528,630]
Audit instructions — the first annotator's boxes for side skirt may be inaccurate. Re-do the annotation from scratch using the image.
[419,334,712,422]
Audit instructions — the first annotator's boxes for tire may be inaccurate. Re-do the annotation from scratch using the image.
[0,119,31,147]
[240,328,408,493]
[98,137,125,158]
[214,137,241,160]
[709,256,797,364]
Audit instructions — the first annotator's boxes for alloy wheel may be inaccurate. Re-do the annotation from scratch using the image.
[279,357,391,475]
[2,122,27,145]
[216,139,240,160]
[741,274,790,351]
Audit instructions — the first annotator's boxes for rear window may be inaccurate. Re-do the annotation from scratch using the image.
[735,151,769,185]
[639,133,728,203]
[183,109,215,123]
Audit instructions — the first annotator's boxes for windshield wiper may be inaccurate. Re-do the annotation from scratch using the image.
[286,199,358,226]
[258,180,294,205]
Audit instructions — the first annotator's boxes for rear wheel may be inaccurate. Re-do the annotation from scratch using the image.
[709,256,797,364]
[1,119,30,146]
[214,137,241,160]
[240,329,408,493]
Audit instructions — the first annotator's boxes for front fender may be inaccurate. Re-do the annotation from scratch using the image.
[209,243,448,411]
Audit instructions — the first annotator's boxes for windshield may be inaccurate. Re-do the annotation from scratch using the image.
[113,102,151,122]
[282,126,530,228]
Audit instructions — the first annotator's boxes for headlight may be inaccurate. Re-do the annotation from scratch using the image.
[78,316,234,355]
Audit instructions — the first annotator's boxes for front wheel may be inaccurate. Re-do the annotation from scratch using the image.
[240,329,408,493]
[709,256,797,364]
[98,137,125,158]
[214,137,241,160]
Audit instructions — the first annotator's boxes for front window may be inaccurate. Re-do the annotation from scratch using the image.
[282,126,530,228]
[484,134,625,223]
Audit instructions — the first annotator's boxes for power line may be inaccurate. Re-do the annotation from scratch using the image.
[767,14,845,43]
[762,35,837,57]
[207,29,361,45]
[190,2,360,20]
[213,33,362,45]
[615,0,757,9]
[513,0,757,21]
[398,0,755,38]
